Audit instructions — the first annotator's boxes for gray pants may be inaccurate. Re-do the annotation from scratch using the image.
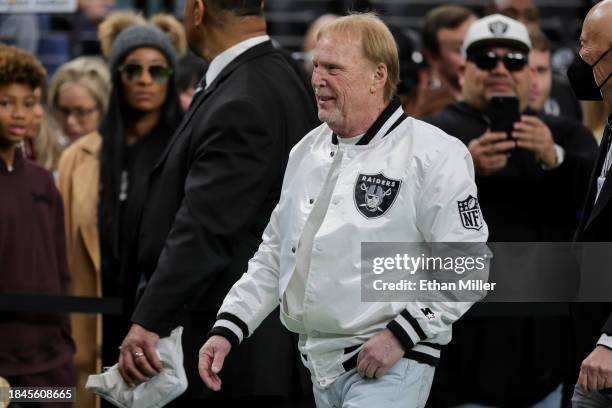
[572,383,612,407]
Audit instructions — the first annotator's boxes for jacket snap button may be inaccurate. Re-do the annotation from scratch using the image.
[309,198,314,204]
[330,151,334,157]
[291,247,296,253]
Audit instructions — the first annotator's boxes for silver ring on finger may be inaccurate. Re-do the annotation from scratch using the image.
[133,351,145,358]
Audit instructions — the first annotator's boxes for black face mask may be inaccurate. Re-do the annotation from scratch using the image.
[567,47,612,101]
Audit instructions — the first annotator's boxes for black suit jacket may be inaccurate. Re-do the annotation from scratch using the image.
[572,120,612,371]
[131,41,318,398]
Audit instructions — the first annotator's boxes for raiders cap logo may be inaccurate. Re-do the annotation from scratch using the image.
[354,172,402,219]
[488,20,509,36]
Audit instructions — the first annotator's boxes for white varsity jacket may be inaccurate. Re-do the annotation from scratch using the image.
[209,102,490,386]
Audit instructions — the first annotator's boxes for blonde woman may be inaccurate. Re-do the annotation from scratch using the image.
[25,57,111,174]
[49,56,111,143]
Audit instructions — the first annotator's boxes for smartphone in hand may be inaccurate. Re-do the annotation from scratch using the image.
[484,95,520,139]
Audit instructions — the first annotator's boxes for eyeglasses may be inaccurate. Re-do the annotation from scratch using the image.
[468,50,529,72]
[54,106,99,121]
[118,63,173,84]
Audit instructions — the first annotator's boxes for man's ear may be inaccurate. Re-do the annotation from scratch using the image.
[194,0,205,26]
[373,62,388,92]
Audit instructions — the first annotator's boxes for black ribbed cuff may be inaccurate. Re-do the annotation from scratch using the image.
[207,326,240,348]
[386,310,427,352]
[217,312,249,339]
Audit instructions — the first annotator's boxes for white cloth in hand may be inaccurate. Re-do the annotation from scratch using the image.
[86,326,187,408]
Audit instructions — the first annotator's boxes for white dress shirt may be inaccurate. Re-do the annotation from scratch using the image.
[205,35,270,89]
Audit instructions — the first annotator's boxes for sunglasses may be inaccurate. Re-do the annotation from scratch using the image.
[118,63,173,83]
[468,50,529,72]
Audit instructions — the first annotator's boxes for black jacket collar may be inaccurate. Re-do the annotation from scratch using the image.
[331,98,404,146]
[201,41,275,99]
[154,40,276,171]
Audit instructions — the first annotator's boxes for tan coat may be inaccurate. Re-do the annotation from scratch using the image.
[57,132,102,408]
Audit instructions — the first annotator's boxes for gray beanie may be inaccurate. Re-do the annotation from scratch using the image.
[108,24,177,72]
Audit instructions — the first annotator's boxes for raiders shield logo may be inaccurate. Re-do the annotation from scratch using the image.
[457,195,483,230]
[354,173,402,219]
[488,20,509,36]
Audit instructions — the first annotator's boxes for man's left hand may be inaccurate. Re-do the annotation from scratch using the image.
[512,115,557,167]
[356,328,404,379]
[579,345,612,394]
[118,324,163,387]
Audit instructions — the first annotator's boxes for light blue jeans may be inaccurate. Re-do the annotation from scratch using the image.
[572,383,612,407]
[454,384,563,408]
[312,358,435,408]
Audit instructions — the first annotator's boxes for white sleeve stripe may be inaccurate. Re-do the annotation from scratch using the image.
[395,314,423,346]
[413,343,441,358]
[214,319,244,343]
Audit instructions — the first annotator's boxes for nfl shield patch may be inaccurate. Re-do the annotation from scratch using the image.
[354,173,402,219]
[457,195,483,230]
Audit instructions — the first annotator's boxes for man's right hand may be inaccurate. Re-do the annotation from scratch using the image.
[468,130,516,176]
[579,345,612,394]
[198,335,232,391]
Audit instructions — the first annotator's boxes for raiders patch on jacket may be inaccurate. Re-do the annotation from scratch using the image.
[354,173,402,219]
[457,195,483,230]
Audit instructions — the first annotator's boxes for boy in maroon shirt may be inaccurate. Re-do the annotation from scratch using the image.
[0,44,76,407]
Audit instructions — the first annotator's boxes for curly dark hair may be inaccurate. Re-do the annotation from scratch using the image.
[0,44,46,89]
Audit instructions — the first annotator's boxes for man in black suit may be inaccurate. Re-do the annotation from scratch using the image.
[568,1,612,405]
[115,0,319,406]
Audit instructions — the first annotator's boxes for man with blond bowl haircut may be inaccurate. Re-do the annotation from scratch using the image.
[198,13,489,408]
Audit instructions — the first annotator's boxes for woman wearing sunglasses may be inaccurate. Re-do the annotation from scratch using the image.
[57,12,185,407]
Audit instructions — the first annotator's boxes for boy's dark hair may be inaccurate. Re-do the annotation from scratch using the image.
[0,44,46,89]
[207,0,263,17]
[422,5,476,55]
